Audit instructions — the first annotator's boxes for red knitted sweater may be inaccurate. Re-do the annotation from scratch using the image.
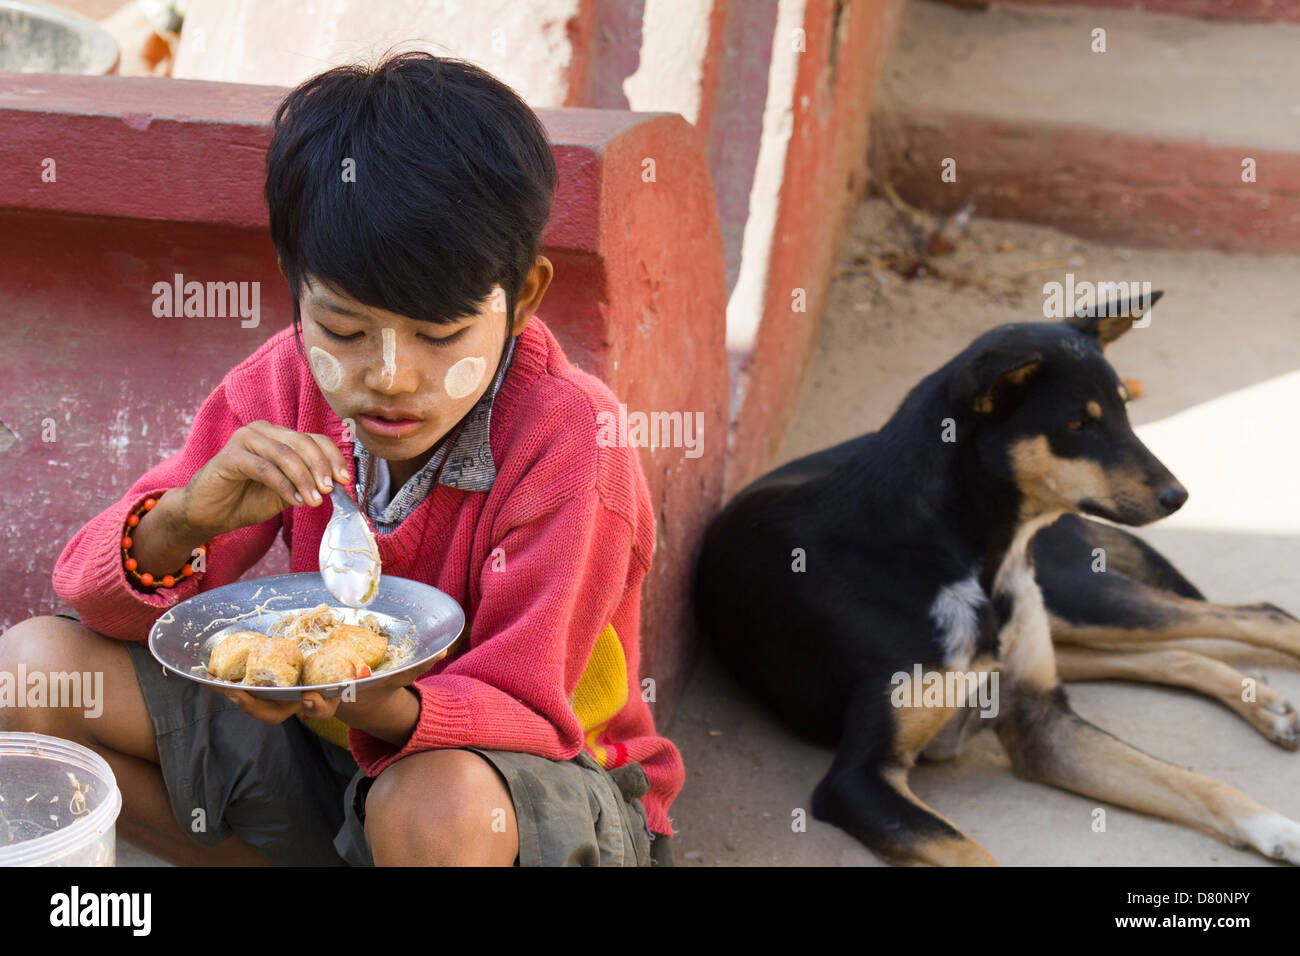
[52,317,683,837]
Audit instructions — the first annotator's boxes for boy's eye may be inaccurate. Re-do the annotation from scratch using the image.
[419,327,468,348]
[320,326,362,342]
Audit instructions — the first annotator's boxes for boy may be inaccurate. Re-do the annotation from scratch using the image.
[0,53,683,866]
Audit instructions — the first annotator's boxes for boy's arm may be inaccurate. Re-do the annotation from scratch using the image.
[51,383,280,641]
[346,488,641,774]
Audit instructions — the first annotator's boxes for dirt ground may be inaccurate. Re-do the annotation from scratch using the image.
[662,197,1300,866]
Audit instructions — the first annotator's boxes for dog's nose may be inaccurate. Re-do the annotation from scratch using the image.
[1158,485,1188,514]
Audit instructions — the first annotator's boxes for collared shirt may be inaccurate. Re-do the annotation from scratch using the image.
[353,335,516,533]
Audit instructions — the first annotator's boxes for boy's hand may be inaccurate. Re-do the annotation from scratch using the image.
[217,680,421,747]
[130,422,351,578]
[178,421,351,539]
[217,687,323,724]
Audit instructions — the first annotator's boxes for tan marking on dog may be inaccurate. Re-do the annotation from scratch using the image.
[1008,436,1110,516]
[879,765,999,866]
[993,513,1061,690]
[1085,400,1102,420]
[890,694,962,763]
[972,359,1041,415]
[1117,383,1130,402]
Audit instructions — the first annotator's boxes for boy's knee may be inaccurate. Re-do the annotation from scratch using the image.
[364,750,515,864]
[1,615,92,672]
[0,616,103,735]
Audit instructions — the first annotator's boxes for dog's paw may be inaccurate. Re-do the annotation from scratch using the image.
[1240,685,1299,750]
[1241,814,1300,864]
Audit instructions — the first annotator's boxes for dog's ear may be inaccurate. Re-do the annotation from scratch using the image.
[952,348,1044,417]
[1066,289,1162,347]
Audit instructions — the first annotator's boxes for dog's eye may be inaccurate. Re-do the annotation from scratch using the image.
[1067,419,1090,432]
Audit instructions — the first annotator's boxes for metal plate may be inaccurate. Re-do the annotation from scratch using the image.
[147,572,465,700]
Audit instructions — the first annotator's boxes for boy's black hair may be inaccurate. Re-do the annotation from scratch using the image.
[265,52,557,331]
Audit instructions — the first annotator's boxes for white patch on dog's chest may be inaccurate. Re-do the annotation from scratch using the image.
[993,513,1061,689]
[931,572,986,668]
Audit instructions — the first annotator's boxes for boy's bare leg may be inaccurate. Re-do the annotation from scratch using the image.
[364,748,519,865]
[0,616,269,866]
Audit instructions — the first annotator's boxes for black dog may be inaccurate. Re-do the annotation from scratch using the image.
[694,294,1300,865]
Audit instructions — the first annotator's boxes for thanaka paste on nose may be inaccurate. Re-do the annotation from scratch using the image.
[309,346,345,392]
[381,327,397,387]
[445,355,486,399]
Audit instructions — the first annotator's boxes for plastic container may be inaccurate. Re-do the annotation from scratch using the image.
[0,732,121,866]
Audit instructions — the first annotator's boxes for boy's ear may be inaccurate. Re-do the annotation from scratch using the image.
[951,348,1044,417]
[1066,289,1162,348]
[512,256,553,334]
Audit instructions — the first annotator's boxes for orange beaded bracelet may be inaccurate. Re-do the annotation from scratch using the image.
[120,497,206,590]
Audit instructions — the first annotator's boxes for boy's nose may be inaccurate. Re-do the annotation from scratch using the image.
[367,357,418,393]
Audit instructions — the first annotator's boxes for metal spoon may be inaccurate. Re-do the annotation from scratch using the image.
[318,487,381,607]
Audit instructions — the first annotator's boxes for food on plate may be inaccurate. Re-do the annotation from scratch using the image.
[243,637,304,687]
[319,624,387,667]
[207,631,271,682]
[302,643,372,685]
[205,604,407,688]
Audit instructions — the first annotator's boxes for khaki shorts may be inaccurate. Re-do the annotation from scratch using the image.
[124,640,670,866]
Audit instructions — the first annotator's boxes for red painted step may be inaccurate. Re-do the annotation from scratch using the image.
[869,1,1300,252]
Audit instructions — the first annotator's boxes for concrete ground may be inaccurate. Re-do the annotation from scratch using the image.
[663,198,1300,866]
[116,198,1300,867]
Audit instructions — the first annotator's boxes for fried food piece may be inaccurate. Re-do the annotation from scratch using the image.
[243,637,304,687]
[302,644,371,685]
[322,624,388,668]
[207,631,270,682]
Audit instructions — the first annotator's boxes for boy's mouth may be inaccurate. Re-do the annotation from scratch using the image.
[358,410,424,439]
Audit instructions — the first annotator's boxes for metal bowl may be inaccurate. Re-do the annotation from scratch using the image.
[0,1,120,75]
[148,572,465,701]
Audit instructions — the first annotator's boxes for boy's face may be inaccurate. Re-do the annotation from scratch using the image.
[299,275,510,462]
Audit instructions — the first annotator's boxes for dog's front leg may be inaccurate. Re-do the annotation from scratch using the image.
[1054,643,1299,750]
[996,519,1300,863]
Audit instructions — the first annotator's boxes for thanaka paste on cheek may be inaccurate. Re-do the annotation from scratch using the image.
[444,355,486,399]
[308,346,345,392]
[381,327,397,387]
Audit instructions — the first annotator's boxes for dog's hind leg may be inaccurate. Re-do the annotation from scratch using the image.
[1055,644,1300,749]
[812,679,998,866]
[996,681,1300,863]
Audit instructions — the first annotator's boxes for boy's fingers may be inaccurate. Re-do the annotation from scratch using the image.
[245,433,324,506]
[252,423,342,496]
[307,433,351,485]
[220,688,301,724]
[270,428,338,495]
[232,450,304,510]
[299,691,339,720]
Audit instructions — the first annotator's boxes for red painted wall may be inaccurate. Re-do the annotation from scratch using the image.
[724,0,903,496]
